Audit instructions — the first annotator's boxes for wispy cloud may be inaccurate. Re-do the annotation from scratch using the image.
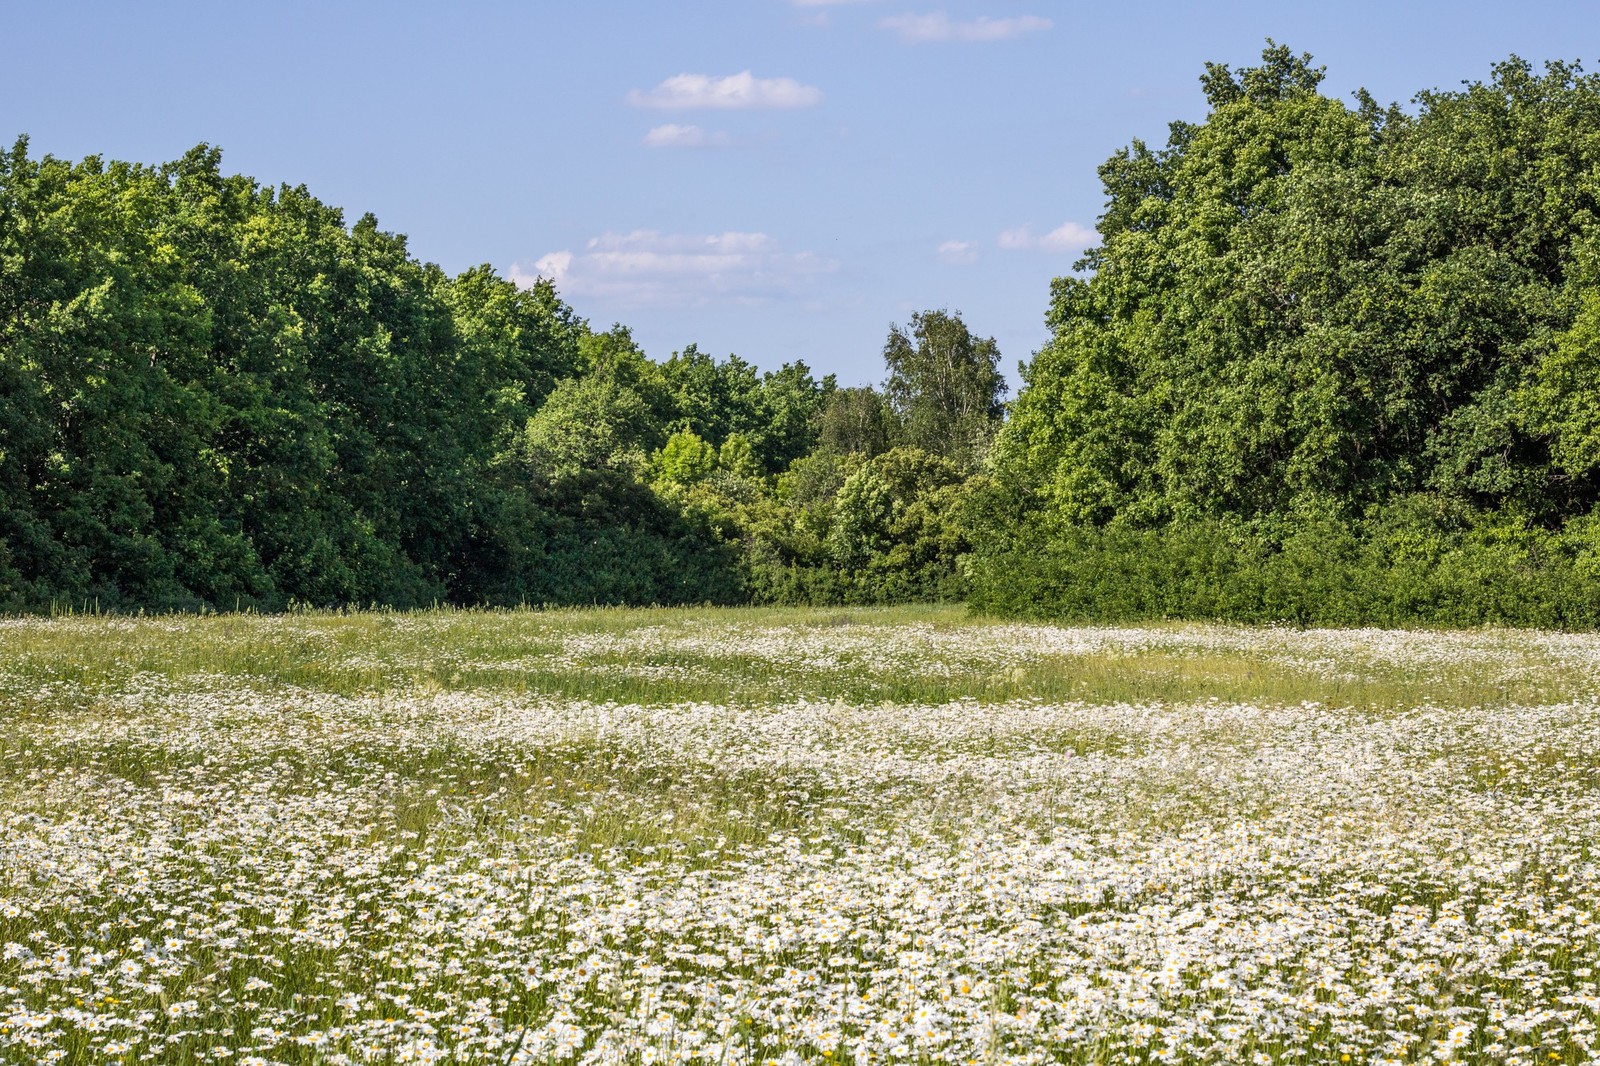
[997,221,1097,252]
[880,12,1052,42]
[937,240,978,264]
[511,231,837,308]
[628,71,823,110]
[643,124,731,149]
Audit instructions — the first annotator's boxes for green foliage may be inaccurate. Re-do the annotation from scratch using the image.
[827,463,896,569]
[519,376,655,484]
[0,140,742,610]
[657,345,835,474]
[0,139,471,610]
[660,345,762,448]
[969,502,1600,629]
[816,386,894,458]
[823,448,972,602]
[717,433,761,479]
[982,45,1600,626]
[654,429,718,486]
[882,310,1005,467]
[1529,252,1600,488]
[0,128,1020,614]
[753,361,836,472]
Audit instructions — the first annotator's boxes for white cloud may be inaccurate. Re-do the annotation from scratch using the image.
[937,240,978,264]
[522,250,573,287]
[880,12,1052,42]
[628,71,823,110]
[642,124,730,149]
[511,231,838,308]
[997,221,1097,252]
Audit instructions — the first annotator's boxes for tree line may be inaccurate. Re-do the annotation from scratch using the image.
[0,139,1002,610]
[9,43,1600,625]
[976,44,1600,626]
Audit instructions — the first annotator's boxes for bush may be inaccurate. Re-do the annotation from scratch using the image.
[968,504,1600,628]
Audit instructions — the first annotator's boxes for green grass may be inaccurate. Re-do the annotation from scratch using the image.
[3,604,1594,710]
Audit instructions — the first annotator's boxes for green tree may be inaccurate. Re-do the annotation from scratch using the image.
[518,376,655,487]
[718,433,762,479]
[825,447,971,601]
[660,344,762,446]
[979,44,1600,624]
[816,386,893,457]
[752,361,834,472]
[653,429,718,486]
[882,310,1005,466]
[0,137,607,609]
[998,44,1600,529]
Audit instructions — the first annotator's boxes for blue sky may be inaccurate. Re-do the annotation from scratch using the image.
[5,1,1594,385]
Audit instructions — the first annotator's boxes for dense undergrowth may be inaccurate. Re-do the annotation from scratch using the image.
[969,512,1600,628]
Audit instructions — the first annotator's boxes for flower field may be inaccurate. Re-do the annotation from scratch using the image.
[2,606,1598,1065]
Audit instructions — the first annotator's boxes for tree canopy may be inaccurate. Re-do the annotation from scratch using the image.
[977,44,1600,625]
[0,136,982,611]
[883,309,1005,467]
[1000,45,1600,530]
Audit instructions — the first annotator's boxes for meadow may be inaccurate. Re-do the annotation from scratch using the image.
[1,606,1598,1065]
